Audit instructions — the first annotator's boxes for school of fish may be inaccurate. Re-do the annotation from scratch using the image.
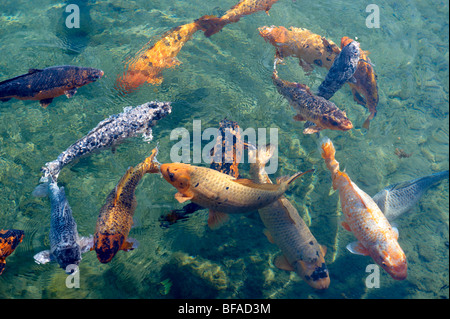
[1,0,448,297]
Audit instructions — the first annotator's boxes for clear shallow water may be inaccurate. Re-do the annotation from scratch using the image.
[0,0,448,299]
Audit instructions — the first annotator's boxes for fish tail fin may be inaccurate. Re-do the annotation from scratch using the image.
[196,15,227,37]
[276,169,315,185]
[319,136,340,175]
[32,182,50,197]
[254,143,276,167]
[362,112,376,130]
[142,146,160,174]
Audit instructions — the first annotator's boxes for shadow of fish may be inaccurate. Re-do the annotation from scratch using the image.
[33,101,171,188]
[0,229,24,275]
[33,181,93,273]
[0,65,103,107]
[317,40,360,100]
[373,170,449,222]
[94,147,160,263]
[249,144,329,289]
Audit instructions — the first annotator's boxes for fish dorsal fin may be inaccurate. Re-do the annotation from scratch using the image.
[276,169,315,185]
[232,178,280,191]
[113,167,135,205]
[28,68,43,74]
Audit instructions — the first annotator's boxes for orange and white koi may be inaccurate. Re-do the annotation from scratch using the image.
[116,21,202,93]
[197,0,280,37]
[319,137,407,280]
[160,162,306,229]
[340,36,379,129]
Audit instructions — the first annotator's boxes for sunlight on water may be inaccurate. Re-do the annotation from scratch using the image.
[0,0,448,299]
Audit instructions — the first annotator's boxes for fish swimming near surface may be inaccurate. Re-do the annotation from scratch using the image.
[33,181,93,273]
[340,36,379,129]
[0,65,103,107]
[160,162,307,229]
[159,118,245,227]
[319,137,407,280]
[272,60,353,134]
[317,40,360,100]
[0,229,24,275]
[116,22,202,94]
[197,0,280,37]
[249,144,329,289]
[94,147,160,263]
[33,101,171,186]
[373,170,449,222]
[258,26,341,72]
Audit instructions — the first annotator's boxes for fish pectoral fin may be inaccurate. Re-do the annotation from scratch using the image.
[341,221,352,232]
[346,241,369,256]
[120,238,139,251]
[174,191,194,203]
[64,88,78,98]
[33,250,52,264]
[263,229,275,244]
[207,210,229,230]
[274,254,294,272]
[303,124,322,134]
[39,98,53,108]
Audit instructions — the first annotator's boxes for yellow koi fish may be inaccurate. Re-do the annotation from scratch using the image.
[160,163,306,229]
[320,137,407,280]
[249,144,329,289]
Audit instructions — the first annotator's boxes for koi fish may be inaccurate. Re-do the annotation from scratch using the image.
[116,22,202,94]
[160,163,306,229]
[33,181,93,273]
[34,101,171,185]
[272,61,353,134]
[258,26,341,71]
[373,170,449,222]
[317,40,360,100]
[249,144,329,289]
[159,118,245,227]
[94,147,160,263]
[197,0,280,37]
[0,229,24,275]
[0,65,103,107]
[340,37,379,129]
[319,137,407,280]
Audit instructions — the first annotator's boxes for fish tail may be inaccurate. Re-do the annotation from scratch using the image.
[362,111,376,130]
[319,136,340,174]
[142,146,160,174]
[276,169,315,185]
[196,15,227,37]
[256,144,276,166]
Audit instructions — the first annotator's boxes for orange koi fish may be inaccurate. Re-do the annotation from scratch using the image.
[320,137,407,280]
[197,0,280,37]
[94,147,160,263]
[341,36,379,129]
[259,26,341,71]
[116,21,202,94]
[0,229,24,275]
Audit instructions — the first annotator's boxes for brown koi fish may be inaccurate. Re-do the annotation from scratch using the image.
[116,21,202,94]
[0,229,24,275]
[259,26,341,71]
[160,163,307,229]
[197,0,280,37]
[0,65,103,107]
[94,147,160,263]
[341,36,379,129]
[272,61,353,134]
[320,137,407,280]
[249,144,329,289]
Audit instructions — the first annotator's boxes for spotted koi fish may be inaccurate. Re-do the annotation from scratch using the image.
[197,0,280,37]
[258,26,341,71]
[160,162,306,229]
[320,137,407,280]
[159,119,244,227]
[272,60,353,134]
[0,65,103,107]
[0,229,24,275]
[116,22,202,93]
[94,147,160,263]
[340,37,379,129]
[249,144,329,289]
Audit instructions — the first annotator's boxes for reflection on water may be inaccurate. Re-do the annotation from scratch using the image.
[0,0,448,299]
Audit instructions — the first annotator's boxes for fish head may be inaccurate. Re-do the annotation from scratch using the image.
[160,163,193,193]
[372,242,408,280]
[94,232,124,264]
[53,244,81,272]
[73,67,104,87]
[295,246,330,290]
[344,40,360,58]
[320,112,353,132]
[340,36,354,49]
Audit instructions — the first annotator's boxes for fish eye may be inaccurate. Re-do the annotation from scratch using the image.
[167,168,175,182]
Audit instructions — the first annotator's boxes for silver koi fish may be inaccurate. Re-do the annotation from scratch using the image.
[33,181,93,273]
